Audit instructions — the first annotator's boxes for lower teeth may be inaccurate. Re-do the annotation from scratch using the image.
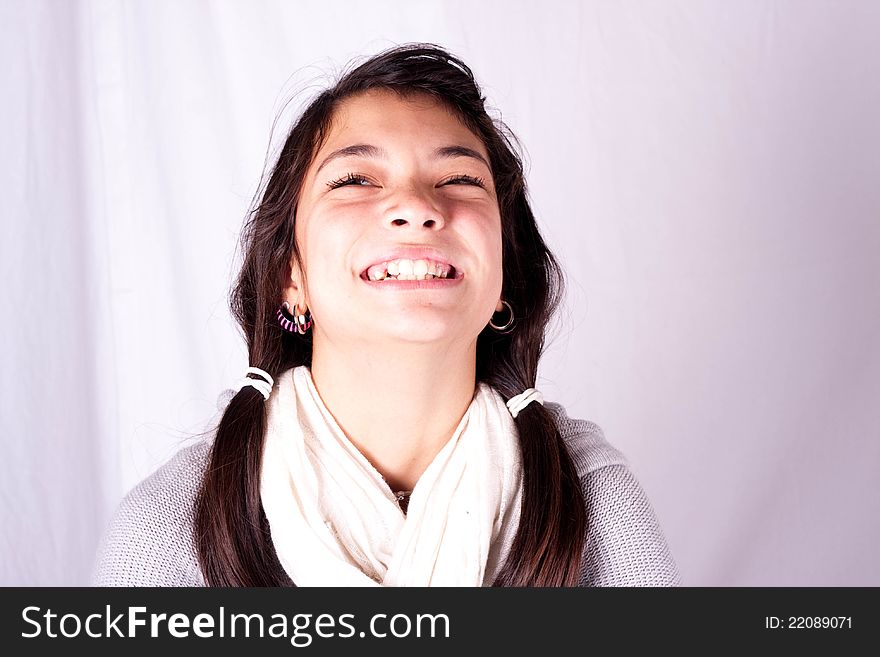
[382,274,442,281]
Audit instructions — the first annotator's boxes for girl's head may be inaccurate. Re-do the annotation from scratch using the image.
[288,87,503,354]
[233,44,556,381]
[200,44,586,587]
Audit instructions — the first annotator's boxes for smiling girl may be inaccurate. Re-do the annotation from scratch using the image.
[93,44,680,587]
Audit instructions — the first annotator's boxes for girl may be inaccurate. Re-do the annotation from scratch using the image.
[94,44,680,587]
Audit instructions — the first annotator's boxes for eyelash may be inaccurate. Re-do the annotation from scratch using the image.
[327,173,370,189]
[447,174,486,188]
[326,173,486,189]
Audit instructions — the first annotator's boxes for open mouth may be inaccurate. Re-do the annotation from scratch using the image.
[360,258,463,282]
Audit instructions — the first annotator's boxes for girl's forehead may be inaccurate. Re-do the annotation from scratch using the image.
[322,90,486,155]
[336,87,445,114]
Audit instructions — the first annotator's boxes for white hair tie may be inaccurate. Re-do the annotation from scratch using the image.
[234,366,275,400]
[506,388,544,419]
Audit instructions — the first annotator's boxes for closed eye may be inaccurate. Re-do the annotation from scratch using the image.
[326,172,487,190]
[441,174,486,188]
[326,173,371,189]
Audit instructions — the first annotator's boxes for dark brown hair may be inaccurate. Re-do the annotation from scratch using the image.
[195,43,587,586]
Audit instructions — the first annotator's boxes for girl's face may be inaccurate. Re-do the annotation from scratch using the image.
[288,89,503,351]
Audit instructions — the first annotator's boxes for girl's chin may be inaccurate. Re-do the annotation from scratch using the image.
[342,318,461,342]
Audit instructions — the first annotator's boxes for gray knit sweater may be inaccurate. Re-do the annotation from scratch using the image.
[92,401,681,586]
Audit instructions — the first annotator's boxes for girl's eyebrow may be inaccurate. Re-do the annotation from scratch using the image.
[434,145,491,171]
[316,144,383,174]
[315,143,491,175]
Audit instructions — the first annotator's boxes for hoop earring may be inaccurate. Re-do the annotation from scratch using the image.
[277,301,313,335]
[489,299,515,333]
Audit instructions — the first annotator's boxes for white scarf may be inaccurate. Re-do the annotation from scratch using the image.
[259,366,523,586]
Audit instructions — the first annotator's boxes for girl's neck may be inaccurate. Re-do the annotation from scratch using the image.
[308,338,477,492]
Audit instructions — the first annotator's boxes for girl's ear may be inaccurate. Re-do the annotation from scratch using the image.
[284,255,308,309]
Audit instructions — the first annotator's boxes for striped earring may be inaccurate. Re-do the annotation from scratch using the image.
[277,301,313,335]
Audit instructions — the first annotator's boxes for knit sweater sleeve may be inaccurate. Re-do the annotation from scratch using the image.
[91,440,210,587]
[544,402,681,587]
[578,463,681,586]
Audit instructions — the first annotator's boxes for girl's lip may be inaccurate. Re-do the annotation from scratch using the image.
[361,272,464,290]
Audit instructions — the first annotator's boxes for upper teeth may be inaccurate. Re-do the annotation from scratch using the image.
[366,258,454,281]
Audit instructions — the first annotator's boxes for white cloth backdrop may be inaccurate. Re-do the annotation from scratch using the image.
[2,0,878,586]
